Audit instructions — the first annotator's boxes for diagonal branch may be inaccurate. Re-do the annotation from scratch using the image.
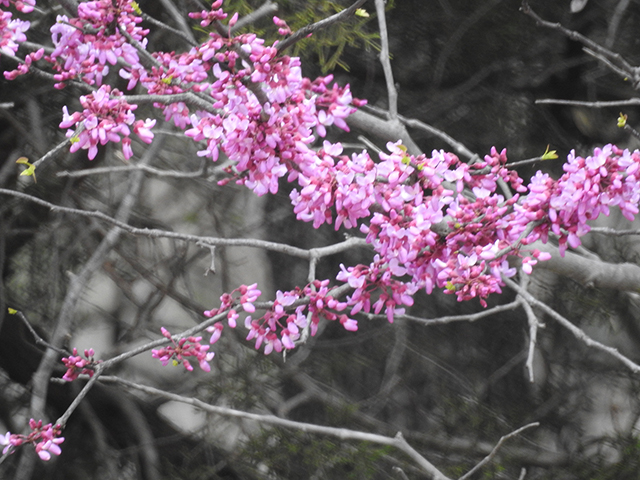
[92,374,452,480]
[458,423,539,480]
[504,277,640,373]
[520,1,640,87]
[276,0,370,53]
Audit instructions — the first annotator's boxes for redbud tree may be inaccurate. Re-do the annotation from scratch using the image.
[2,0,640,478]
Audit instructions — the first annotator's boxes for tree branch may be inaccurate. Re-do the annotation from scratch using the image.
[458,423,540,480]
[276,0,369,53]
[505,277,640,373]
[93,374,452,480]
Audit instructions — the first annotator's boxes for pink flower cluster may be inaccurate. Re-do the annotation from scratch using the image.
[61,347,100,381]
[188,0,227,27]
[152,327,215,372]
[0,0,34,14]
[520,144,640,254]
[59,85,155,160]
[1,419,64,461]
[202,281,356,356]
[273,16,292,36]
[8,1,640,357]
[242,279,355,354]
[0,9,29,56]
[203,283,262,332]
[47,0,148,87]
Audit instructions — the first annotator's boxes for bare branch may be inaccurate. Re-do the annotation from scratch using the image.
[520,1,640,87]
[141,12,198,47]
[374,0,398,118]
[16,126,167,480]
[535,98,640,108]
[0,188,367,259]
[505,278,640,373]
[590,226,640,236]
[92,375,452,480]
[517,274,544,383]
[532,242,640,291]
[156,0,197,44]
[368,299,522,326]
[57,162,208,179]
[276,0,369,53]
[232,1,279,32]
[361,104,479,161]
[458,423,539,480]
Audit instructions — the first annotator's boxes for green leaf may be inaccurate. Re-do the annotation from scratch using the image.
[541,145,558,160]
[16,157,36,183]
[355,8,369,17]
[618,113,628,128]
[7,308,17,314]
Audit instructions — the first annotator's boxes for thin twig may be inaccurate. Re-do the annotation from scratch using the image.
[458,423,539,480]
[370,299,522,326]
[57,162,207,179]
[156,0,197,44]
[590,226,640,236]
[232,1,279,32]
[505,277,640,373]
[520,1,640,87]
[88,375,452,480]
[375,0,397,118]
[535,98,640,108]
[517,274,543,383]
[276,0,369,53]
[9,310,68,356]
[0,188,371,259]
[362,104,479,162]
[141,12,197,46]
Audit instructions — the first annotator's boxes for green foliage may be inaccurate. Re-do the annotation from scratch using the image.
[241,428,394,478]
[216,0,395,73]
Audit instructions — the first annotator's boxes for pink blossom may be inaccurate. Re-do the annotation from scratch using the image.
[61,347,100,381]
[152,328,215,372]
[59,85,155,160]
[0,10,29,56]
[1,419,64,461]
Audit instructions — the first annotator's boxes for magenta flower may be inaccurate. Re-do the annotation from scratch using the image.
[1,419,64,461]
[61,347,100,381]
[152,327,215,372]
[59,85,155,160]
[0,0,34,13]
[0,10,29,56]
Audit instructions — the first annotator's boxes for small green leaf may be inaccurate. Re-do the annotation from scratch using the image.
[131,1,142,15]
[618,113,628,128]
[172,359,179,367]
[7,308,17,314]
[355,8,369,17]
[17,157,36,183]
[541,145,558,161]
